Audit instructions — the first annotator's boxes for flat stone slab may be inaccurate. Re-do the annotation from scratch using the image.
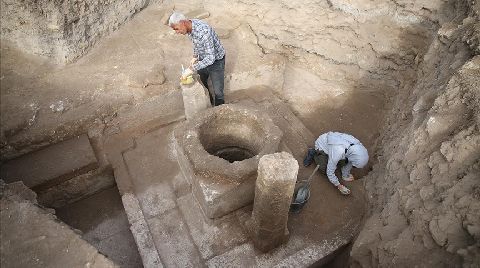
[0,134,98,190]
[177,193,247,259]
[37,168,115,208]
[147,208,203,267]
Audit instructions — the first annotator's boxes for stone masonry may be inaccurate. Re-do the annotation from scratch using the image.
[248,152,299,252]
[181,79,211,120]
[0,134,98,191]
[103,87,366,267]
[174,104,283,218]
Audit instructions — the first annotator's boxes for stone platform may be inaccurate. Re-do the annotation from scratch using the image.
[104,87,366,267]
[174,104,283,218]
[0,134,98,190]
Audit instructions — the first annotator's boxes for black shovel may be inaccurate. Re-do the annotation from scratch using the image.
[290,164,320,213]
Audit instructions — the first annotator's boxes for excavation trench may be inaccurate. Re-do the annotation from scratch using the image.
[1,0,477,267]
[55,186,143,268]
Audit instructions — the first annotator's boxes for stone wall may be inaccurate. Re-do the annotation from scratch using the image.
[0,0,160,63]
[350,1,480,266]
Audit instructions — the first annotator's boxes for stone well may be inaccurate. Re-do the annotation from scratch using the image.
[174,104,283,218]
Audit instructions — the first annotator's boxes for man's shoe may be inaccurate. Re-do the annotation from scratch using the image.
[303,148,316,167]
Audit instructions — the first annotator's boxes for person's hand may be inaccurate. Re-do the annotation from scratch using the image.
[342,174,355,182]
[337,184,351,195]
[189,57,198,67]
[181,67,193,79]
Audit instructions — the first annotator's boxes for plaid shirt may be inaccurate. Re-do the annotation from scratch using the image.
[189,19,225,71]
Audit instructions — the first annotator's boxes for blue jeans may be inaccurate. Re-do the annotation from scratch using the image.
[197,56,225,106]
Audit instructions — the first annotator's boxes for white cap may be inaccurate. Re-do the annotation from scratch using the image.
[168,12,186,26]
[348,144,369,168]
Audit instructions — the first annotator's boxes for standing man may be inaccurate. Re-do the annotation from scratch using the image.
[303,132,369,195]
[168,12,226,106]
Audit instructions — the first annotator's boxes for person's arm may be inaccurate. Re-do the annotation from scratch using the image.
[341,162,353,179]
[326,146,342,186]
[192,42,198,59]
[192,30,215,71]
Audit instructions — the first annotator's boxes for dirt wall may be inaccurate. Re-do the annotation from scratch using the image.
[350,1,480,267]
[0,0,160,63]
[200,0,480,266]
[202,0,445,113]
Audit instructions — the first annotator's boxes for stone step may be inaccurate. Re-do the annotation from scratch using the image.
[147,208,203,267]
[104,98,187,268]
[0,134,99,191]
[37,167,116,209]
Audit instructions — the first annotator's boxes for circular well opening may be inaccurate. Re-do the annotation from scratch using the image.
[199,113,265,163]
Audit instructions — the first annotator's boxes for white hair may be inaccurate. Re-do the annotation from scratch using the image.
[168,12,186,26]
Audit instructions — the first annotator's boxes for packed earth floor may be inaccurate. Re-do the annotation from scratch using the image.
[1,0,479,267]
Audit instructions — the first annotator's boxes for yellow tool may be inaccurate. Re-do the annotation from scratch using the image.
[180,75,194,85]
[180,64,195,85]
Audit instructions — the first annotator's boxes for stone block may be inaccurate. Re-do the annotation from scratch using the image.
[174,104,283,218]
[121,192,144,224]
[249,152,299,252]
[122,125,180,219]
[206,243,256,268]
[0,134,98,190]
[177,193,247,259]
[104,134,135,194]
[37,168,115,208]
[181,80,211,120]
[172,173,191,197]
[135,182,177,219]
[96,229,143,267]
[147,209,202,267]
[130,214,163,268]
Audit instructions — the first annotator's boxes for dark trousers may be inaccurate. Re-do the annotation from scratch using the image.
[314,150,348,174]
[197,56,225,106]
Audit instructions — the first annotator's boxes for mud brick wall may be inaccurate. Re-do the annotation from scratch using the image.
[0,0,161,63]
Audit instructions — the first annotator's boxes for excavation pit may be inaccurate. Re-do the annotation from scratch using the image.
[174,104,283,218]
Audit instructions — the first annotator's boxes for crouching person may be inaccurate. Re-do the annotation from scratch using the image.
[303,132,369,195]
